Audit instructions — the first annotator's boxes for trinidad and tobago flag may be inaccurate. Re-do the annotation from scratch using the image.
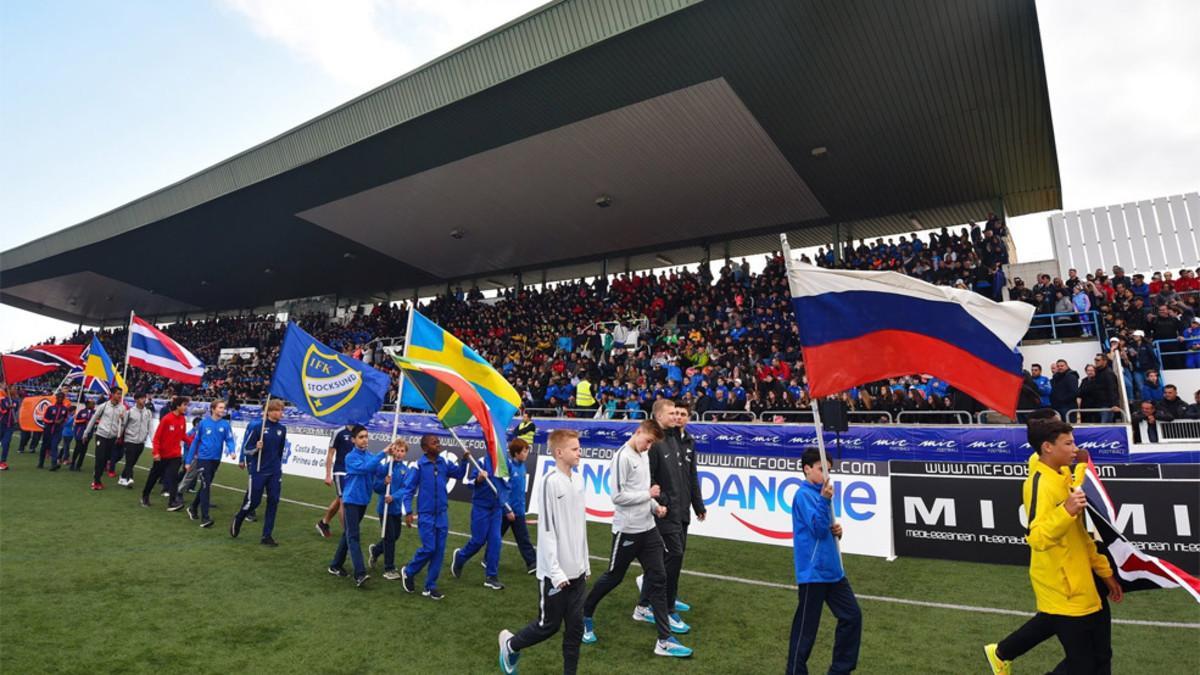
[1,344,84,384]
[1075,458,1200,604]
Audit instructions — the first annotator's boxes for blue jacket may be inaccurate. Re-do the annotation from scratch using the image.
[341,448,389,506]
[239,418,287,474]
[0,396,18,428]
[465,453,511,512]
[405,453,468,521]
[505,455,529,515]
[792,481,843,584]
[374,459,412,516]
[186,416,236,464]
[1033,375,1052,407]
[1140,380,1165,403]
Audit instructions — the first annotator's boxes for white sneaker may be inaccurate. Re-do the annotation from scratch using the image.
[498,629,519,674]
[632,605,655,624]
[654,637,693,658]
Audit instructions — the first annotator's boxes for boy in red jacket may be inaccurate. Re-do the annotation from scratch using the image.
[142,397,190,510]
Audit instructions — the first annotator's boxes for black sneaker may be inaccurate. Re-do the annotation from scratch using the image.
[401,567,415,593]
[200,519,214,529]
[484,576,505,591]
[186,505,198,521]
[261,537,278,547]
[245,513,257,523]
[328,566,349,578]
[139,496,150,508]
[423,588,444,601]
[167,501,185,512]
[49,464,61,472]
[354,574,370,588]
[368,543,380,569]
[450,548,464,578]
[316,520,332,538]
[230,515,244,538]
[526,564,537,575]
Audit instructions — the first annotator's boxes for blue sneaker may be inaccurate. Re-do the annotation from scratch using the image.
[582,617,597,644]
[674,599,691,613]
[668,613,691,634]
[632,605,655,624]
[498,629,519,674]
[655,636,693,658]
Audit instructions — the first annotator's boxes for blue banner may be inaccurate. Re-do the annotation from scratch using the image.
[267,322,391,425]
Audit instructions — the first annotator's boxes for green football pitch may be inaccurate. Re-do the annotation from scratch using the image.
[1,444,1197,674]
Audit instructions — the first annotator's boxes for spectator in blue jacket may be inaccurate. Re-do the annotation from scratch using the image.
[368,439,411,580]
[231,399,288,546]
[451,446,512,590]
[787,448,861,675]
[1030,364,1052,407]
[328,424,389,587]
[1140,370,1165,403]
[500,438,537,574]
[400,434,469,600]
[184,400,236,528]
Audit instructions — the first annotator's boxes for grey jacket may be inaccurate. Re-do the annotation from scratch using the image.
[83,400,126,440]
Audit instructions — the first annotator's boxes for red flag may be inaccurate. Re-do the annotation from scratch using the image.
[1,344,85,384]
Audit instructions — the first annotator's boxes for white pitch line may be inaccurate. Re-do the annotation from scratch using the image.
[116,461,1200,630]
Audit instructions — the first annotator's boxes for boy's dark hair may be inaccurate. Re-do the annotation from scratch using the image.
[191,416,202,425]
[1029,420,1073,454]
[170,396,189,411]
[1027,408,1059,423]
[801,447,824,468]
[349,424,368,438]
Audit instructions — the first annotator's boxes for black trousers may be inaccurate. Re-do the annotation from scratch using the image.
[997,578,1112,674]
[787,578,862,675]
[373,513,403,570]
[639,520,687,609]
[120,441,144,480]
[71,435,89,470]
[93,436,119,482]
[500,512,537,567]
[583,529,670,640]
[510,574,587,675]
[142,457,182,503]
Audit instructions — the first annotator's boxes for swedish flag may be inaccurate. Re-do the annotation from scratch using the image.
[401,311,521,474]
[82,336,127,392]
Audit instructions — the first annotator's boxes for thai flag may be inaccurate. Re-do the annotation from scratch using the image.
[126,315,205,385]
[782,239,1033,418]
[1076,458,1200,603]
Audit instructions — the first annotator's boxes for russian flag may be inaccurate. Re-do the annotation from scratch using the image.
[127,314,205,385]
[783,239,1033,418]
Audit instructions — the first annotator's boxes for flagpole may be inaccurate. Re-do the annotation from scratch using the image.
[121,311,134,390]
[391,306,416,443]
[783,233,842,558]
[256,395,270,473]
[1108,337,1132,426]
[381,454,394,539]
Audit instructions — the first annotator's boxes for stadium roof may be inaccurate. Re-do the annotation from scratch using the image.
[1,0,1060,324]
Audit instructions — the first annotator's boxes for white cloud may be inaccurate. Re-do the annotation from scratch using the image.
[220,0,546,90]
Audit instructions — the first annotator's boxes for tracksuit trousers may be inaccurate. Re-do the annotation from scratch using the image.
[190,459,221,520]
[500,511,537,568]
[583,528,671,640]
[120,441,144,481]
[143,457,182,505]
[457,503,503,577]
[404,515,449,591]
[93,436,120,483]
[786,578,862,675]
[996,579,1112,674]
[331,503,367,578]
[509,574,587,675]
[639,520,687,609]
[236,471,282,540]
[373,513,402,571]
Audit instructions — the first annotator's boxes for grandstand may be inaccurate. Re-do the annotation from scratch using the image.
[2,1,1198,673]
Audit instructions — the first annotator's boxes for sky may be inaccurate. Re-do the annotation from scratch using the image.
[2,0,1198,351]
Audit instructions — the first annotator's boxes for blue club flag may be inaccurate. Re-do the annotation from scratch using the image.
[269,322,391,425]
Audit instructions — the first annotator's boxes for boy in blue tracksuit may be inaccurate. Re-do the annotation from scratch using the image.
[451,448,512,590]
[400,434,469,600]
[500,438,537,574]
[231,400,287,546]
[328,424,390,587]
[184,400,237,528]
[368,439,412,580]
[787,448,862,675]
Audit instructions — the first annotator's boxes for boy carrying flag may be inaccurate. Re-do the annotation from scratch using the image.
[400,434,470,600]
[368,439,412,580]
[327,424,390,587]
[451,445,513,590]
[231,400,288,546]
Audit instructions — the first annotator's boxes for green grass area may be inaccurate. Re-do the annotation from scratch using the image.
[2,443,1197,674]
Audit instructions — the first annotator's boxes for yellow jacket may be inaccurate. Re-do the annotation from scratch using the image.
[575,380,595,407]
[1023,454,1113,616]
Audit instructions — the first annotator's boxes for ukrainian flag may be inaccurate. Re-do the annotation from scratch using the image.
[83,336,127,392]
[400,311,521,476]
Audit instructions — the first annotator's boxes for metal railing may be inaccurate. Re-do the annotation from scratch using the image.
[1153,338,1199,372]
[1159,420,1200,441]
[975,409,1041,424]
[701,410,758,422]
[1024,311,1102,344]
[1065,408,1127,424]
[759,409,896,424]
[897,410,973,425]
[523,407,560,418]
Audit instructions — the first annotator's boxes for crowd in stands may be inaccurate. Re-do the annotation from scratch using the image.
[9,214,1199,428]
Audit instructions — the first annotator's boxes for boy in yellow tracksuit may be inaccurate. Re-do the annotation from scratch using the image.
[987,419,1122,674]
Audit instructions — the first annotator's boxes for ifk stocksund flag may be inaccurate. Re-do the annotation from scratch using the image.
[270,322,391,425]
